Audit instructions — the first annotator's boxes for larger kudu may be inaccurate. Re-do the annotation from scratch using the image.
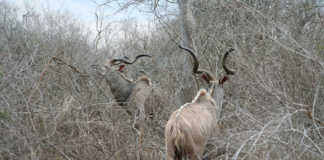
[165,45,235,160]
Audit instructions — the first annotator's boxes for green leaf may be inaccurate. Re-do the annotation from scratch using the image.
[0,111,10,120]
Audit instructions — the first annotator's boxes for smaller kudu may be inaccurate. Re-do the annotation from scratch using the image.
[111,54,165,160]
[165,45,235,160]
[103,54,151,112]
[105,54,166,122]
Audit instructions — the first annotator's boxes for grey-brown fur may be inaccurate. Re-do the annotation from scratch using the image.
[165,89,219,160]
[104,67,134,104]
[166,43,234,159]
[127,76,152,117]
[103,59,156,118]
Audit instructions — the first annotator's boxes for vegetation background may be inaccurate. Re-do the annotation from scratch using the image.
[0,0,323,159]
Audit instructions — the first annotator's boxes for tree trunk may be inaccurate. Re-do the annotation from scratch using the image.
[177,0,196,50]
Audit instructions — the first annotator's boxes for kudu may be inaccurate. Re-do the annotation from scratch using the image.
[109,54,164,160]
[104,54,166,122]
[165,45,235,160]
[103,54,151,111]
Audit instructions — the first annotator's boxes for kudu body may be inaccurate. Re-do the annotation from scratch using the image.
[165,46,235,160]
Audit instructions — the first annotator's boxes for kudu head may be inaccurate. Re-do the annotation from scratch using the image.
[178,45,235,95]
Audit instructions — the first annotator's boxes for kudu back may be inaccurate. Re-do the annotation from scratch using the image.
[165,46,235,160]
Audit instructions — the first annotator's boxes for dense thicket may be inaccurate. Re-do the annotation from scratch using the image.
[0,0,323,159]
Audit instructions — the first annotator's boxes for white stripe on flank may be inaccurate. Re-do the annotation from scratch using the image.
[175,102,191,118]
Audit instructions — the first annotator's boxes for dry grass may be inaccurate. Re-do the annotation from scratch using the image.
[0,1,324,160]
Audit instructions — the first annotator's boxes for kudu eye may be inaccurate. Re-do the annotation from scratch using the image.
[201,73,208,82]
